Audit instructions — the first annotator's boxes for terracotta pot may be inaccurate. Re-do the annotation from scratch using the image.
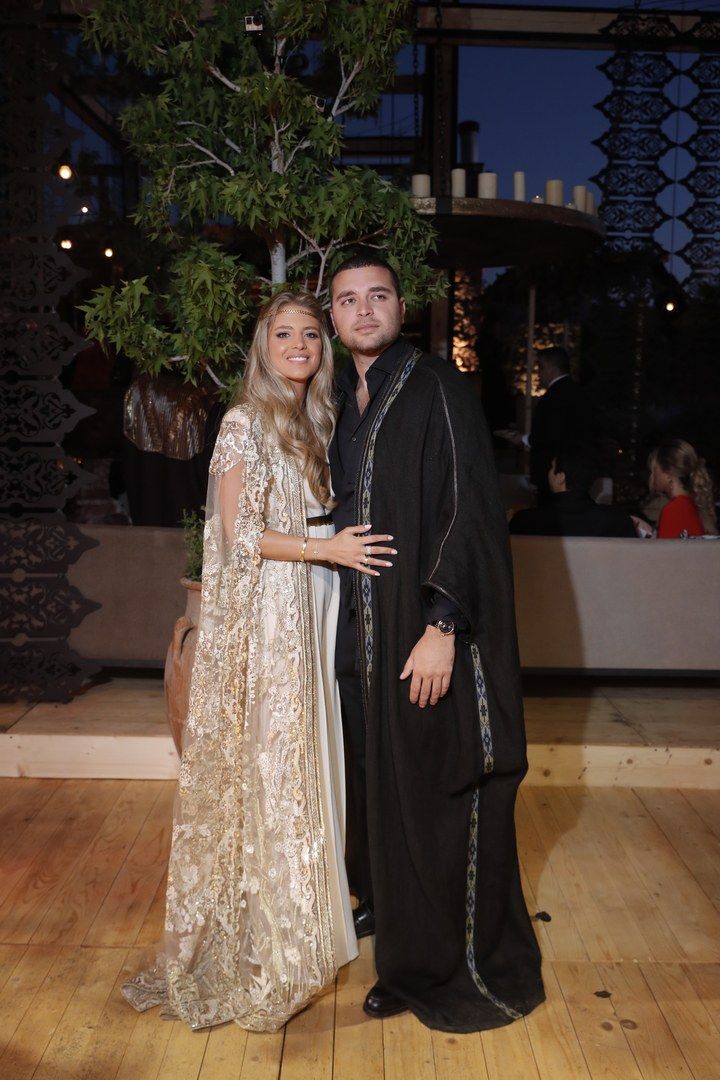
[164,577,202,756]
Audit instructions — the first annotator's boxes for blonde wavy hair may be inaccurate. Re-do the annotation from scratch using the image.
[238,290,336,506]
[648,438,718,535]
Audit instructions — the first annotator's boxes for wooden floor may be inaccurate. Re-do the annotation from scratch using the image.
[1,778,720,1078]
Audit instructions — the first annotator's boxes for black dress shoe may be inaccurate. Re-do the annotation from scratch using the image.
[363,981,408,1019]
[353,901,375,939]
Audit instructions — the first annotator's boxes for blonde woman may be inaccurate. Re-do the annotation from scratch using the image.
[123,290,396,1031]
[649,438,717,538]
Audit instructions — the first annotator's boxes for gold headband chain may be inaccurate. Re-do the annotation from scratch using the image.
[277,308,315,317]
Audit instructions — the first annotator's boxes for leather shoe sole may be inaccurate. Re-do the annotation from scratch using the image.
[363,982,408,1019]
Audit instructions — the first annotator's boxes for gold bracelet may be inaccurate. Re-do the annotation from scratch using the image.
[300,537,308,562]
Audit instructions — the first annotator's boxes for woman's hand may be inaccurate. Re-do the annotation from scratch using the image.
[321,524,396,576]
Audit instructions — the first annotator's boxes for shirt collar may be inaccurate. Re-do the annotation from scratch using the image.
[336,335,410,395]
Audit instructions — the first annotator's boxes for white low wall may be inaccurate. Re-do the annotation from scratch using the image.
[512,536,720,672]
[68,527,720,673]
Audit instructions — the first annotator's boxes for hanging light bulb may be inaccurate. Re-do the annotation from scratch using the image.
[665,300,676,313]
[80,205,89,214]
[57,163,73,180]
[60,239,72,249]
[104,247,114,258]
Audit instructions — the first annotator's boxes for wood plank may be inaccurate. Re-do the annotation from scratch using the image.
[683,789,720,840]
[0,778,61,850]
[198,1022,249,1080]
[32,947,129,1080]
[524,962,590,1079]
[0,780,85,900]
[431,1030,488,1079]
[553,960,643,1079]
[115,1005,175,1080]
[636,788,720,910]
[566,788,686,963]
[155,1020,209,1080]
[684,963,720,1031]
[239,1031,285,1080]
[522,787,621,962]
[74,948,144,1080]
[31,779,165,945]
[0,945,61,1055]
[549,787,660,962]
[596,788,720,961]
[0,946,96,1079]
[595,961,693,1079]
[0,779,125,944]
[480,1018,540,1079]
[640,962,720,1078]
[333,936,383,1080]
[84,781,175,947]
[135,868,169,947]
[281,983,335,1079]
[0,943,27,991]
[383,1010,435,1080]
[515,789,587,962]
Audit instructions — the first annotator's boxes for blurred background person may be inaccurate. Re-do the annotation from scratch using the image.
[648,438,718,538]
[509,441,637,537]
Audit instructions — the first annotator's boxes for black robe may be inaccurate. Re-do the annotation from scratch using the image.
[351,338,544,1032]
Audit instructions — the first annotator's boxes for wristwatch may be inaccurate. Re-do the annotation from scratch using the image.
[430,618,456,636]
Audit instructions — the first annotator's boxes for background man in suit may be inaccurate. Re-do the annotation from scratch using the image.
[499,347,594,499]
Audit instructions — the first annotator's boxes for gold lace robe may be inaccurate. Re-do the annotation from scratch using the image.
[122,404,343,1032]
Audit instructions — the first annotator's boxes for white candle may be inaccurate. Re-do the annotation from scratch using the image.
[572,185,587,212]
[451,168,466,198]
[545,179,563,207]
[513,171,526,201]
[478,172,497,199]
[411,173,431,198]
[586,191,597,215]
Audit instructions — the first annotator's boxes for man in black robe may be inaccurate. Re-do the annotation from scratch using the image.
[328,254,544,1032]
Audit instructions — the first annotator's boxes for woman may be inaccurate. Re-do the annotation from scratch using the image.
[123,290,396,1031]
[649,438,717,538]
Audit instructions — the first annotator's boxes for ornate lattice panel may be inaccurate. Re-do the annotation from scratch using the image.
[680,49,720,289]
[0,1,100,702]
[592,42,677,255]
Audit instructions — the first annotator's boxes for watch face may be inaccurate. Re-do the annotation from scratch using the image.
[435,619,455,636]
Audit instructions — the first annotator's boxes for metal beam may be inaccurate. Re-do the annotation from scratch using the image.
[416,3,720,52]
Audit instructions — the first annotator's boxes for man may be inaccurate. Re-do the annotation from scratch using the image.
[500,347,593,496]
[328,254,544,1032]
[510,442,637,537]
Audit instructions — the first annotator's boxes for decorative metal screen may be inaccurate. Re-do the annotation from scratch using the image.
[0,0,100,701]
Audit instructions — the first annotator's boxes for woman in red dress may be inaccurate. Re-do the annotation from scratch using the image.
[648,438,718,538]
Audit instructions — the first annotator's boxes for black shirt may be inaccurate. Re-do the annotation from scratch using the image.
[329,337,464,629]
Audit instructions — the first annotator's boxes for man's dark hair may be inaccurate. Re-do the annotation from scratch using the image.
[329,251,403,299]
[538,346,571,374]
[552,441,599,494]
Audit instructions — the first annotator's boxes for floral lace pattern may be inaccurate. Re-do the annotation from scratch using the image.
[122,405,336,1032]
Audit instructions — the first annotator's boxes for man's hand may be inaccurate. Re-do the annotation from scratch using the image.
[400,626,455,708]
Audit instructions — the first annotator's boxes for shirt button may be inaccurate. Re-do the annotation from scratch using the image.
[351,437,356,442]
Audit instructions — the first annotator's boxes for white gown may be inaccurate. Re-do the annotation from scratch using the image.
[304,480,357,969]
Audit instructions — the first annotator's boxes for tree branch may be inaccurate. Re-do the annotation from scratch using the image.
[331,59,363,119]
[205,63,242,94]
[178,138,236,175]
[285,137,312,172]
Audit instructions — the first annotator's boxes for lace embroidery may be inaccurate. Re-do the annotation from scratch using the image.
[122,404,336,1032]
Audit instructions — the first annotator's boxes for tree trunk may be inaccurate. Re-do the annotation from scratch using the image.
[270,236,286,284]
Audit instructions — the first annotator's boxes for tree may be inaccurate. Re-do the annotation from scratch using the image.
[80,0,442,391]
